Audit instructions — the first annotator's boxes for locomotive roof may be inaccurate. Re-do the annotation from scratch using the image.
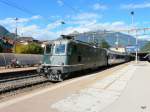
[57,35,97,47]
[106,49,127,55]
[45,38,128,56]
[47,37,98,48]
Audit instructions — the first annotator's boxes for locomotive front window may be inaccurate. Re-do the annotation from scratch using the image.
[55,44,66,54]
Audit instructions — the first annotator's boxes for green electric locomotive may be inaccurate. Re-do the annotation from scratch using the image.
[37,36,108,81]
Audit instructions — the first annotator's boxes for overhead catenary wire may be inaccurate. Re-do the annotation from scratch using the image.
[60,0,81,13]
[0,0,61,30]
[0,0,60,22]
[0,0,35,15]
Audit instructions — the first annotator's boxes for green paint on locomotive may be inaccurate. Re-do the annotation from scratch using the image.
[43,54,51,64]
[43,40,68,66]
[39,38,109,81]
[42,39,107,68]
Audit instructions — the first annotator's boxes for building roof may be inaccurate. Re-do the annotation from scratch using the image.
[17,37,34,42]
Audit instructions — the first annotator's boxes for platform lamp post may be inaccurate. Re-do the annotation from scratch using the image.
[92,32,97,46]
[92,32,95,44]
[131,11,138,63]
[61,21,65,36]
[14,17,18,54]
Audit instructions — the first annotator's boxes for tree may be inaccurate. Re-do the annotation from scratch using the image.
[99,39,110,49]
[141,41,150,52]
[27,43,44,54]
[15,43,44,54]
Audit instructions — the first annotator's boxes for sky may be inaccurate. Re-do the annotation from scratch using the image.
[0,0,150,40]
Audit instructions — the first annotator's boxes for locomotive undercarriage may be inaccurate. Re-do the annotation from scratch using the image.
[37,66,68,81]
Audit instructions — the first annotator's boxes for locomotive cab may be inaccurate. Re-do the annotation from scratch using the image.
[38,40,70,81]
[43,42,67,65]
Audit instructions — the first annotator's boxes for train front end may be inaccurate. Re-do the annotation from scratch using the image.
[37,40,69,81]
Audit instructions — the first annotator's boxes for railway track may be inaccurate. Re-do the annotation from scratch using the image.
[0,63,127,100]
[0,70,50,95]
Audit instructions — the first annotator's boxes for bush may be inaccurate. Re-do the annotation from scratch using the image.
[15,43,44,54]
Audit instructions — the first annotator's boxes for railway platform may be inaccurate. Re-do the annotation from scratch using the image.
[0,67,37,74]
[0,61,150,112]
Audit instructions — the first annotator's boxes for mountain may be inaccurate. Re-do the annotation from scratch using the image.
[0,25,15,39]
[73,31,149,49]
[141,41,150,52]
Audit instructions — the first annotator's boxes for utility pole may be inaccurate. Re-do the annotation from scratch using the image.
[14,17,18,53]
[92,32,95,44]
[131,11,138,63]
[116,33,119,49]
[135,29,138,63]
[127,31,130,45]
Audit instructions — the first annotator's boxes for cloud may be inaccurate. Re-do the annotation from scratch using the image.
[18,25,39,36]
[1,14,149,41]
[0,14,132,40]
[57,0,64,6]
[18,25,57,40]
[93,3,108,10]
[137,35,150,41]
[74,12,102,21]
[31,15,42,20]
[121,2,150,9]
[46,20,62,30]
[62,21,130,35]
[20,19,130,40]
[64,12,102,30]
[0,15,42,30]
[0,18,16,26]
[0,12,103,40]
[0,15,57,40]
